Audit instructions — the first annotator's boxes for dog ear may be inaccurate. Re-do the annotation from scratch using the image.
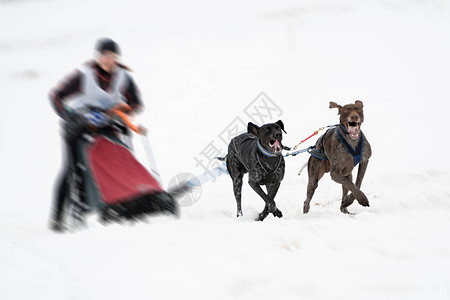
[329,101,342,114]
[355,100,363,108]
[276,120,287,134]
[247,122,259,135]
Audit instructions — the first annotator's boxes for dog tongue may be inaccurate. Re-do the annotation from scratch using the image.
[273,140,281,151]
[348,126,359,139]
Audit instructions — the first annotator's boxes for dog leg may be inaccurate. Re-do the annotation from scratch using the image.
[340,174,355,214]
[330,170,368,213]
[304,178,319,214]
[304,159,324,214]
[248,181,277,214]
[255,184,282,221]
[303,156,330,214]
[267,183,283,218]
[353,161,369,207]
[341,161,370,209]
[232,173,244,217]
[227,151,246,217]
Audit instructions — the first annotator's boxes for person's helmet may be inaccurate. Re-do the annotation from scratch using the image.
[95,38,121,55]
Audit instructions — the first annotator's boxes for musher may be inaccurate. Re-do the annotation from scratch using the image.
[49,38,143,231]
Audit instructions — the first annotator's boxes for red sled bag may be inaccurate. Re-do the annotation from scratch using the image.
[87,136,164,205]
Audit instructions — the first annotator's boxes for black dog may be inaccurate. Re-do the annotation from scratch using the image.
[219,120,288,221]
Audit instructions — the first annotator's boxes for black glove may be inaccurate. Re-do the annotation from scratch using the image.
[64,112,89,140]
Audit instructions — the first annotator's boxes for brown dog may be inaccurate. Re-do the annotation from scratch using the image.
[303,100,372,214]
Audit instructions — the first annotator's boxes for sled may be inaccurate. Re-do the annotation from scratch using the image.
[64,106,182,228]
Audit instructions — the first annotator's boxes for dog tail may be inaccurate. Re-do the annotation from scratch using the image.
[298,162,308,176]
[216,155,227,161]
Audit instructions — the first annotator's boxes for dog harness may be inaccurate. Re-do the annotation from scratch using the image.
[307,125,364,166]
[255,139,283,179]
[255,139,284,180]
[307,146,328,161]
[335,125,364,166]
[306,128,334,161]
[232,133,283,177]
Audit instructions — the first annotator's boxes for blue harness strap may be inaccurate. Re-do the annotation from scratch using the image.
[307,146,328,160]
[304,125,364,165]
[335,126,364,166]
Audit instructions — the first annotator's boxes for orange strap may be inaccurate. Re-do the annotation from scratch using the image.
[301,131,319,144]
[293,130,320,150]
[292,125,338,150]
[112,107,147,136]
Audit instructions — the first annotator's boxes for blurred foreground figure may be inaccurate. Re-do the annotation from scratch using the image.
[49,38,183,232]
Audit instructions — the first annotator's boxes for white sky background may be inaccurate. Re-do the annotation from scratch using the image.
[0,0,450,299]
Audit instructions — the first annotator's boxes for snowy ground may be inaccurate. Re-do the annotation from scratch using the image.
[1,0,450,299]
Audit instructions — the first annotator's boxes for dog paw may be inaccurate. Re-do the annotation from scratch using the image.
[340,205,350,214]
[356,194,370,207]
[256,212,268,221]
[237,211,243,217]
[303,203,310,214]
[272,209,283,218]
[342,195,355,207]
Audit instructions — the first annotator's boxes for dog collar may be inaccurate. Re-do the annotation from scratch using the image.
[257,140,279,158]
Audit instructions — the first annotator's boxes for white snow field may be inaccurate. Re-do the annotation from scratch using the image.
[1,0,450,299]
